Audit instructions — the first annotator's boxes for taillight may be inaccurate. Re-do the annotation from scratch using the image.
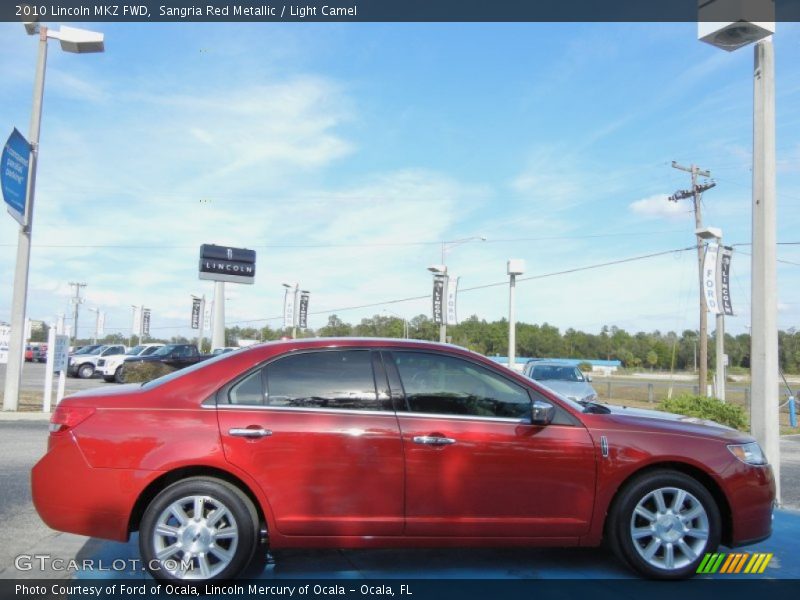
[49,406,95,434]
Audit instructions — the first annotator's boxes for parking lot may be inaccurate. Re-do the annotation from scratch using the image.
[2,417,799,581]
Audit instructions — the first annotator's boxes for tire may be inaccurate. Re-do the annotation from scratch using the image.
[139,477,259,582]
[103,375,115,383]
[609,470,721,580]
[77,363,95,379]
[114,366,125,383]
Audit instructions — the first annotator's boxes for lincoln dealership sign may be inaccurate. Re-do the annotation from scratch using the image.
[199,244,256,285]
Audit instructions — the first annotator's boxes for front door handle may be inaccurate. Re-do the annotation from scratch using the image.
[413,435,456,446]
[229,427,272,438]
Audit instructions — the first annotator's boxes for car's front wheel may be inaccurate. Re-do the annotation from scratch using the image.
[609,470,721,579]
[77,364,95,379]
[114,365,125,383]
[139,477,259,581]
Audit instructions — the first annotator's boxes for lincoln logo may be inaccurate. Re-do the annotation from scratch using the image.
[226,248,233,260]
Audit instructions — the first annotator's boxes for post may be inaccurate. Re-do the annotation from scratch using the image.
[606,381,612,400]
[508,273,517,369]
[292,285,299,339]
[197,295,206,352]
[91,308,99,345]
[56,368,65,405]
[212,281,225,349]
[43,322,55,412]
[692,170,709,397]
[440,243,447,344]
[3,28,47,412]
[716,311,725,402]
[751,38,780,502]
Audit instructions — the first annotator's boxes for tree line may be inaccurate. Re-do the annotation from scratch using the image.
[76,313,800,374]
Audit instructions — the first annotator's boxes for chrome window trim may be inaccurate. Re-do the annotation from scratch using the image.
[212,403,525,424]
[214,404,397,417]
[401,411,528,424]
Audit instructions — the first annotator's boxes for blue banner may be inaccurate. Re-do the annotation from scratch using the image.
[1,128,31,226]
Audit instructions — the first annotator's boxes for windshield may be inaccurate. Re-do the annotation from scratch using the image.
[151,345,179,357]
[141,350,240,390]
[73,345,101,355]
[530,365,584,382]
[126,345,145,355]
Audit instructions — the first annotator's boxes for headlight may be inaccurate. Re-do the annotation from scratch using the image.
[728,442,768,465]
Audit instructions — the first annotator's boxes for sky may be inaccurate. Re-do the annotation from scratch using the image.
[1,21,800,342]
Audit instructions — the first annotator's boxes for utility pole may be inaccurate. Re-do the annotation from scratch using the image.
[69,282,86,346]
[670,163,716,396]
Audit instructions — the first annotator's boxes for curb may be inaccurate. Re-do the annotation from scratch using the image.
[0,411,52,421]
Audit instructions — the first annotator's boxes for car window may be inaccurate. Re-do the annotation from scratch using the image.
[531,365,584,382]
[229,370,265,405]
[392,351,531,419]
[264,350,387,411]
[142,346,161,356]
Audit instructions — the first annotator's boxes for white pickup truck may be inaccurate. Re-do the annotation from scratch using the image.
[97,343,165,382]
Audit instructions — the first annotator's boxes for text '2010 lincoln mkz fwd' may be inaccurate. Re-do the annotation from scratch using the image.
[32,338,774,581]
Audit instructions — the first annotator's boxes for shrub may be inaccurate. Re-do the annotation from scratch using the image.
[577,361,593,373]
[660,393,748,431]
[122,362,175,383]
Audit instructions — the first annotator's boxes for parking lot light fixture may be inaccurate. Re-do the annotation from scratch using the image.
[507,259,525,370]
[3,23,104,412]
[697,2,780,502]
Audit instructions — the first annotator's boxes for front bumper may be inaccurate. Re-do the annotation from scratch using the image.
[725,462,776,547]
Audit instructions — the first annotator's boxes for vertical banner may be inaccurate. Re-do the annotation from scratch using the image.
[432,275,446,325]
[298,292,310,329]
[191,298,202,329]
[97,312,105,337]
[203,305,212,330]
[0,323,10,364]
[283,288,296,329]
[702,244,721,314]
[142,309,151,338]
[1,128,31,226]
[719,246,735,316]
[132,307,141,337]
[446,275,459,326]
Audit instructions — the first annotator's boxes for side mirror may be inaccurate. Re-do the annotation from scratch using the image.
[531,400,555,426]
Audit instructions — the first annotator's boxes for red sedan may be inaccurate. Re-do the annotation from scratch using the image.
[32,338,774,581]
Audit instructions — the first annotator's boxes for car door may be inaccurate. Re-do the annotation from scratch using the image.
[217,349,404,537]
[386,350,596,539]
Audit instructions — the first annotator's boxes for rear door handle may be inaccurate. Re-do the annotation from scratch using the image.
[413,435,456,446]
[229,427,272,438]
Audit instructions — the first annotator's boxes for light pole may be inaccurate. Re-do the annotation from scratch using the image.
[2,23,104,412]
[429,236,486,343]
[507,259,525,370]
[427,264,447,343]
[282,282,299,339]
[699,12,779,501]
[697,227,726,402]
[87,307,100,345]
[191,294,206,353]
[383,309,409,338]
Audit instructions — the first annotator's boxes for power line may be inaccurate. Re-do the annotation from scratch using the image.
[0,229,687,250]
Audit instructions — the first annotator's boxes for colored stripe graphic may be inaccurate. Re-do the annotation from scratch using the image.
[696,552,772,575]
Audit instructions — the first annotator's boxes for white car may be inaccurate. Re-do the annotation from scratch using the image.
[68,345,126,379]
[97,343,164,383]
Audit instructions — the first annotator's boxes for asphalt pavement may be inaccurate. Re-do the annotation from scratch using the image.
[1,420,798,581]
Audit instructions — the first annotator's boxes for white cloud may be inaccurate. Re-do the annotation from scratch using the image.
[629,194,691,220]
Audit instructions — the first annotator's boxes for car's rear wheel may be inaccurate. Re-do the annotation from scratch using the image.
[139,477,259,582]
[114,365,125,383]
[609,470,720,579]
[77,364,95,379]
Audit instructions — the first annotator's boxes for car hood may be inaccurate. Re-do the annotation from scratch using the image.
[536,380,594,399]
[594,402,749,441]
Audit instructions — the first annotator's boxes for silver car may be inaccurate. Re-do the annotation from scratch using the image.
[523,361,598,405]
